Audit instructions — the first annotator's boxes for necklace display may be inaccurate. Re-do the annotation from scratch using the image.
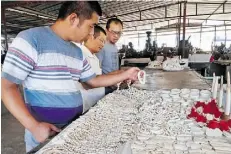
[38,88,231,154]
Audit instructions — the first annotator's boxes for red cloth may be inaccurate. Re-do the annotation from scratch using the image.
[210,55,214,62]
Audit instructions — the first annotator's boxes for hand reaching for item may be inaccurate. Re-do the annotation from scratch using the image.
[123,67,140,81]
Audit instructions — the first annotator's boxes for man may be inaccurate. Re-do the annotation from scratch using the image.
[1,2,139,152]
[96,18,123,74]
[79,25,106,113]
[82,25,106,76]
[82,25,128,93]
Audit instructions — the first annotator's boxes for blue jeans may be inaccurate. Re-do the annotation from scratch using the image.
[24,124,68,153]
[24,129,39,153]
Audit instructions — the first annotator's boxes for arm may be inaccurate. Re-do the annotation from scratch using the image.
[2,80,60,143]
[1,79,39,132]
[86,67,139,88]
[1,33,60,143]
[107,69,124,75]
[81,70,125,89]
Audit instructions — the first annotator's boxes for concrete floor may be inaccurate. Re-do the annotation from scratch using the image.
[1,102,26,154]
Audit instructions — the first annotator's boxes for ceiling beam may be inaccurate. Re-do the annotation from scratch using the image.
[6,8,56,22]
[100,11,231,25]
[10,7,56,19]
[100,1,181,20]
[2,1,50,8]
[201,0,228,25]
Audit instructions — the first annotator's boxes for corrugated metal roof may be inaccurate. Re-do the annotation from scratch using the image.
[1,0,231,37]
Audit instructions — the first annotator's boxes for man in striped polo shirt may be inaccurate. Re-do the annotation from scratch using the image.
[1,1,140,152]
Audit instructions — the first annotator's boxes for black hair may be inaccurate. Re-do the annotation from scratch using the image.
[57,1,102,20]
[94,25,106,38]
[106,18,123,30]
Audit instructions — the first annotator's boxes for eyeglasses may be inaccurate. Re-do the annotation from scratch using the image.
[108,30,123,36]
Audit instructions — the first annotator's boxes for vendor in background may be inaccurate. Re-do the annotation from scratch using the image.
[96,18,123,74]
[1,1,140,152]
[96,18,127,93]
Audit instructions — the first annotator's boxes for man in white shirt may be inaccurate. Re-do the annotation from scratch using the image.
[78,25,107,113]
[82,25,106,75]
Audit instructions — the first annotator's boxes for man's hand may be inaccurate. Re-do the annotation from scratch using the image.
[122,67,140,81]
[85,67,140,88]
[31,122,61,143]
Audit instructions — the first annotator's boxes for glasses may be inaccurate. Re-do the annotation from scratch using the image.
[108,30,123,36]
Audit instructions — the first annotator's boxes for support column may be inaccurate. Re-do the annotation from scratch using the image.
[200,26,202,48]
[225,24,227,46]
[178,2,182,47]
[214,26,217,42]
[182,1,187,58]
[138,33,140,47]
[155,30,157,42]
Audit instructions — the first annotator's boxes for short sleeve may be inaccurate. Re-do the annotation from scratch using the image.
[96,48,104,65]
[1,31,38,84]
[79,55,96,82]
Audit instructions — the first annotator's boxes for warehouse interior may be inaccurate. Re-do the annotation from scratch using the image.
[1,1,231,154]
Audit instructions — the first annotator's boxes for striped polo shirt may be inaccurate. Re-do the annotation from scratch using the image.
[2,26,96,125]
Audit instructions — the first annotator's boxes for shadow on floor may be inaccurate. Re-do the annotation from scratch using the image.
[1,103,25,154]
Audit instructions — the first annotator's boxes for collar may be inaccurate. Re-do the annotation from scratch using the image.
[82,45,94,58]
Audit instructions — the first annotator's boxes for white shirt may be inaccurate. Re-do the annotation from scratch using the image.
[72,43,105,113]
[81,45,102,75]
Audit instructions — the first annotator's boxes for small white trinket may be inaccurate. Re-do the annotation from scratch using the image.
[137,135,150,141]
[223,131,231,138]
[131,144,145,150]
[192,130,205,136]
[151,129,163,135]
[205,128,222,137]
[190,143,201,150]
[201,149,216,154]
[174,143,188,151]
[177,135,192,142]
[138,70,146,84]
[196,107,203,114]
[205,113,214,121]
[164,143,174,150]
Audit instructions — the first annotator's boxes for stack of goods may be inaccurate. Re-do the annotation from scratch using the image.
[37,92,141,154]
[163,58,184,71]
[146,61,162,69]
[38,88,231,154]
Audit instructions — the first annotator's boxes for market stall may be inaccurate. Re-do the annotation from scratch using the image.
[30,69,231,154]
[210,60,231,83]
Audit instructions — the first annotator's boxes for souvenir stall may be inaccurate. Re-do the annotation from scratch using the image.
[33,66,231,154]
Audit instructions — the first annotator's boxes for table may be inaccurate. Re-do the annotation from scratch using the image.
[133,69,211,91]
[30,69,212,153]
[121,58,151,67]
